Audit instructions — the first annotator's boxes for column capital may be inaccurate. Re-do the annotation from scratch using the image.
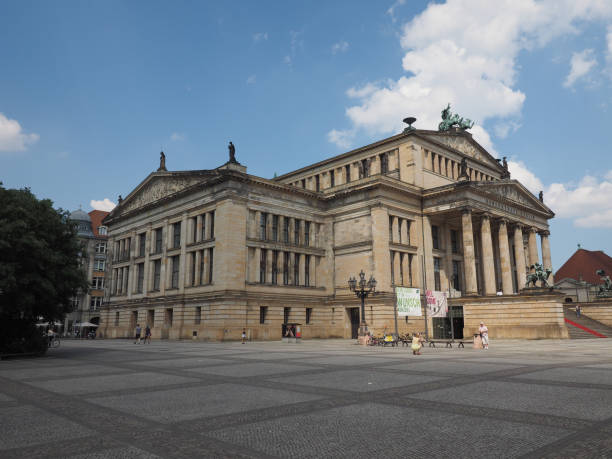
[538,229,550,237]
[460,206,473,215]
[528,226,539,234]
[496,217,509,226]
[480,212,493,221]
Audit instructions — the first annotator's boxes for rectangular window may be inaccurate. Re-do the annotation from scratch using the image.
[114,311,120,326]
[306,307,312,324]
[90,296,102,310]
[452,260,461,291]
[94,260,105,271]
[451,229,458,254]
[272,215,279,241]
[260,213,267,240]
[209,211,215,238]
[260,249,266,283]
[95,242,107,254]
[173,222,181,248]
[165,308,173,326]
[195,306,201,325]
[147,309,154,327]
[305,255,310,286]
[294,220,300,245]
[283,218,289,243]
[315,175,320,191]
[304,221,310,247]
[361,158,369,178]
[155,228,163,253]
[171,255,180,288]
[190,253,196,286]
[294,253,300,285]
[432,225,440,250]
[137,263,144,293]
[139,233,146,257]
[91,277,105,289]
[208,249,213,284]
[153,259,161,291]
[283,252,289,285]
[259,306,267,324]
[390,251,395,284]
[434,257,441,291]
[345,164,351,182]
[284,307,290,324]
[272,250,278,285]
[201,214,206,241]
[380,153,388,174]
[330,170,335,187]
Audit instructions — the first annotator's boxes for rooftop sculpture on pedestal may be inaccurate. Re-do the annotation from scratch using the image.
[438,104,474,131]
[157,151,167,171]
[228,141,237,163]
[596,269,612,297]
[525,263,552,288]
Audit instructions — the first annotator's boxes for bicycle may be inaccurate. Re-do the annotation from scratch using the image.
[48,335,60,348]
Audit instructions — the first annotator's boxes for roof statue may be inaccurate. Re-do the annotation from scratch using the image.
[438,103,474,131]
[525,263,553,288]
[596,269,612,297]
[538,191,544,202]
[157,151,167,172]
[458,157,470,180]
[228,141,237,163]
[403,116,417,133]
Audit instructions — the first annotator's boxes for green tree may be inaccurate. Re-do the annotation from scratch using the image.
[0,184,88,354]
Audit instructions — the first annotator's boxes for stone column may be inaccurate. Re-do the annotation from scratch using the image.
[299,220,305,247]
[401,219,409,245]
[370,155,381,175]
[202,248,210,284]
[196,215,203,242]
[266,249,274,283]
[287,251,294,285]
[461,209,478,295]
[528,228,539,271]
[513,225,527,289]
[498,219,513,294]
[299,253,305,286]
[309,255,316,287]
[350,163,360,181]
[278,251,286,285]
[253,247,261,283]
[540,230,553,284]
[388,150,397,171]
[480,215,496,295]
[391,216,399,243]
[401,252,409,286]
[410,253,419,288]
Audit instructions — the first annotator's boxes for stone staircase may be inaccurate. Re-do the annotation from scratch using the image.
[563,306,611,339]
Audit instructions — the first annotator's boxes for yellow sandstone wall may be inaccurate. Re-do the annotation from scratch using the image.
[582,301,612,327]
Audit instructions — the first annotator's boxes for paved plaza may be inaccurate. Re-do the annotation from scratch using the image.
[1,338,611,458]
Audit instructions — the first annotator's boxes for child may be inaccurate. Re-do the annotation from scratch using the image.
[241,328,246,344]
[479,322,489,350]
[411,332,423,355]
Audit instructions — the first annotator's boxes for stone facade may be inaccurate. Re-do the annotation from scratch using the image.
[100,128,560,341]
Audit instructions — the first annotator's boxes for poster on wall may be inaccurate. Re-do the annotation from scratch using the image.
[426,290,448,317]
[395,287,422,316]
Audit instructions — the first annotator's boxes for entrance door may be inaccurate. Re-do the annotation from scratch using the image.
[432,306,464,339]
[348,308,360,339]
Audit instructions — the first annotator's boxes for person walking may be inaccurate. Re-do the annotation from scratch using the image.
[575,304,581,318]
[479,321,489,350]
[144,325,151,344]
[241,328,247,344]
[134,324,142,344]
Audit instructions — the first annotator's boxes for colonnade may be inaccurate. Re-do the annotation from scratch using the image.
[460,208,552,295]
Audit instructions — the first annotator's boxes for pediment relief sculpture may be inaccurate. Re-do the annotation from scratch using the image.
[120,175,204,214]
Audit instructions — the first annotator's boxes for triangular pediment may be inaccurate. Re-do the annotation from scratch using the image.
[476,181,553,216]
[417,131,504,171]
[111,171,215,217]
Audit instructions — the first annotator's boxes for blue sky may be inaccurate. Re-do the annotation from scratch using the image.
[1,0,611,270]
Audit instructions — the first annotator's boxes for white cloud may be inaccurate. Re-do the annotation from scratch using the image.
[563,49,597,87]
[283,55,292,66]
[327,129,355,149]
[90,198,116,212]
[508,160,544,193]
[387,0,406,23]
[253,32,268,43]
[246,74,256,84]
[0,113,39,152]
[331,41,349,54]
[170,132,185,141]
[328,0,612,149]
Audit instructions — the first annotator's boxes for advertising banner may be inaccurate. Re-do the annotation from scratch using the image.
[395,287,422,316]
[425,290,448,317]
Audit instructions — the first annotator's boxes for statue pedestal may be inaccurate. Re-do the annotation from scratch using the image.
[520,287,555,296]
[218,162,247,173]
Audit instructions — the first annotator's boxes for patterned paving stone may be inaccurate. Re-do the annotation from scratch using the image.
[0,364,129,381]
[208,402,572,458]
[65,446,163,459]
[384,360,519,375]
[512,367,612,385]
[186,362,324,377]
[0,405,92,450]
[270,369,444,392]
[408,380,612,421]
[87,383,326,423]
[129,357,231,369]
[26,371,199,395]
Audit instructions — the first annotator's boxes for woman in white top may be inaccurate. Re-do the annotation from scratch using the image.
[479,322,489,349]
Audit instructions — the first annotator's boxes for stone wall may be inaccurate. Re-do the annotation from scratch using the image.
[460,293,569,339]
[582,301,612,327]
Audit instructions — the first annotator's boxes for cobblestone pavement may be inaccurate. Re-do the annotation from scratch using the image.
[1,338,611,458]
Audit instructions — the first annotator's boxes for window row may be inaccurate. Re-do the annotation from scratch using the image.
[90,296,103,311]
[390,251,416,287]
[250,249,316,287]
[424,149,496,182]
[111,248,214,295]
[289,149,397,191]
[251,211,317,247]
[259,306,313,325]
[433,257,463,292]
[389,216,412,245]
[431,225,461,253]
[91,277,105,290]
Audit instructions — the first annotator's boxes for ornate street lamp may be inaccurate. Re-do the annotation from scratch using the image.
[348,270,377,337]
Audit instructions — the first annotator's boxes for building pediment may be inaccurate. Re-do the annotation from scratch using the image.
[109,171,217,218]
[475,181,552,215]
[417,131,504,172]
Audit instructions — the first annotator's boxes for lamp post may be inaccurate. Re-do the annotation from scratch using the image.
[348,270,377,338]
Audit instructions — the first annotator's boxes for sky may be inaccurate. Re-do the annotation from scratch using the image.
[1,0,612,271]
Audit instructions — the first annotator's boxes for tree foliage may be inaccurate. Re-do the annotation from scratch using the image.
[0,184,88,353]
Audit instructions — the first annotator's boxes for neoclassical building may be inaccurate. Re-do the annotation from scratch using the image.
[100,122,562,341]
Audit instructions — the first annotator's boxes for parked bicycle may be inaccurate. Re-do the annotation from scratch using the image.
[47,335,60,348]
